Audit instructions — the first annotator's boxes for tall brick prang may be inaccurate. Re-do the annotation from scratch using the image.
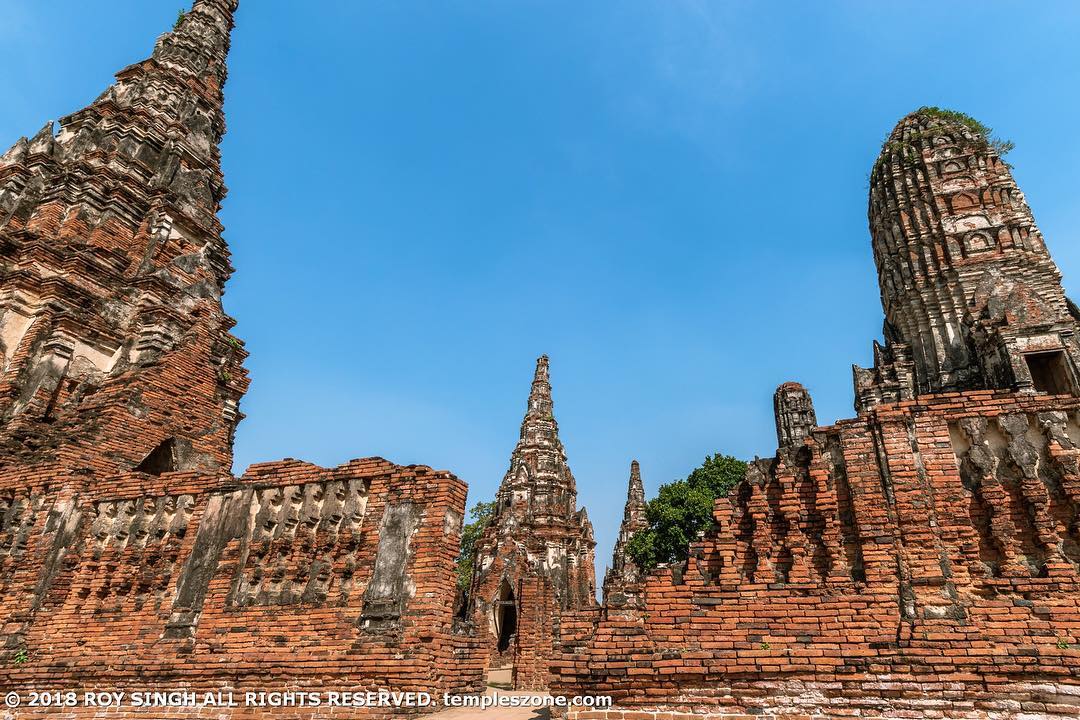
[468,355,597,689]
[0,0,248,475]
[857,109,1080,410]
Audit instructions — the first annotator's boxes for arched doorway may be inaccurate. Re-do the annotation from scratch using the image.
[494,578,517,653]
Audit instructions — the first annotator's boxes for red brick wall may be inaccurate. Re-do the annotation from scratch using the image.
[553,391,1080,718]
[0,457,485,718]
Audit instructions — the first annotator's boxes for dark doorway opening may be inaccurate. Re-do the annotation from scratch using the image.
[494,578,517,653]
[1025,351,1076,395]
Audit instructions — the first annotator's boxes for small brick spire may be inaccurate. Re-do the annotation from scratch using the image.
[603,460,650,601]
[625,460,646,517]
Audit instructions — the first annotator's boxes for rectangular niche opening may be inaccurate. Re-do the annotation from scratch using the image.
[1024,350,1076,395]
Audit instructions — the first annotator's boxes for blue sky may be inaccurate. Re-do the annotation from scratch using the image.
[4,1,1079,578]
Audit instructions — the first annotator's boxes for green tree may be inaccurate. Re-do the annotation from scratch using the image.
[626,454,746,571]
[455,500,495,591]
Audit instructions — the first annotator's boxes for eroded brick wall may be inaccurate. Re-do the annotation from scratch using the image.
[553,391,1080,718]
[0,457,485,718]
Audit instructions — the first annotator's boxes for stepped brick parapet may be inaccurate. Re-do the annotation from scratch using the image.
[555,390,1080,719]
[0,2,485,716]
[553,110,1080,719]
[467,355,597,690]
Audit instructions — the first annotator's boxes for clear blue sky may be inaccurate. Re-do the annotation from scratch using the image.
[4,1,1079,578]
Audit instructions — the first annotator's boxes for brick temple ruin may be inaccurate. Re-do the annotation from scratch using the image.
[467,355,597,690]
[0,2,487,717]
[552,113,1080,717]
[3,1,1080,719]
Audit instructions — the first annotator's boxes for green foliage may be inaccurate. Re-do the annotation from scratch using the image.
[916,106,1014,157]
[12,648,28,666]
[175,10,186,30]
[872,106,1015,177]
[455,500,495,591]
[1058,637,1071,650]
[626,454,747,572]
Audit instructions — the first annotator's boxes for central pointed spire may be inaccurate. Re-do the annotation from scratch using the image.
[495,355,579,514]
[469,355,597,674]
[517,354,561,451]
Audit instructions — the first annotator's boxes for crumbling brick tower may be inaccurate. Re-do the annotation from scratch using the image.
[469,355,596,690]
[0,0,249,476]
[856,109,1080,409]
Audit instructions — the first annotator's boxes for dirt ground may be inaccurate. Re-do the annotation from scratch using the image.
[426,668,552,720]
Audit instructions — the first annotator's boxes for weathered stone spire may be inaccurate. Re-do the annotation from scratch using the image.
[625,460,646,514]
[774,382,817,448]
[518,354,560,450]
[603,460,649,605]
[0,0,247,473]
[469,355,597,683]
[857,108,1080,410]
[495,354,578,516]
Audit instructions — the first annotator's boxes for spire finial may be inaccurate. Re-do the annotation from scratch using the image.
[526,354,553,419]
[625,460,646,515]
[511,354,563,456]
[153,0,238,93]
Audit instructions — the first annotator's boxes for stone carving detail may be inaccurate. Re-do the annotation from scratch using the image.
[0,491,43,575]
[774,382,817,448]
[360,501,419,629]
[70,495,195,609]
[230,479,369,607]
[952,412,1080,579]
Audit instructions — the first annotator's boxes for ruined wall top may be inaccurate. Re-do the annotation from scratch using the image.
[774,382,816,448]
